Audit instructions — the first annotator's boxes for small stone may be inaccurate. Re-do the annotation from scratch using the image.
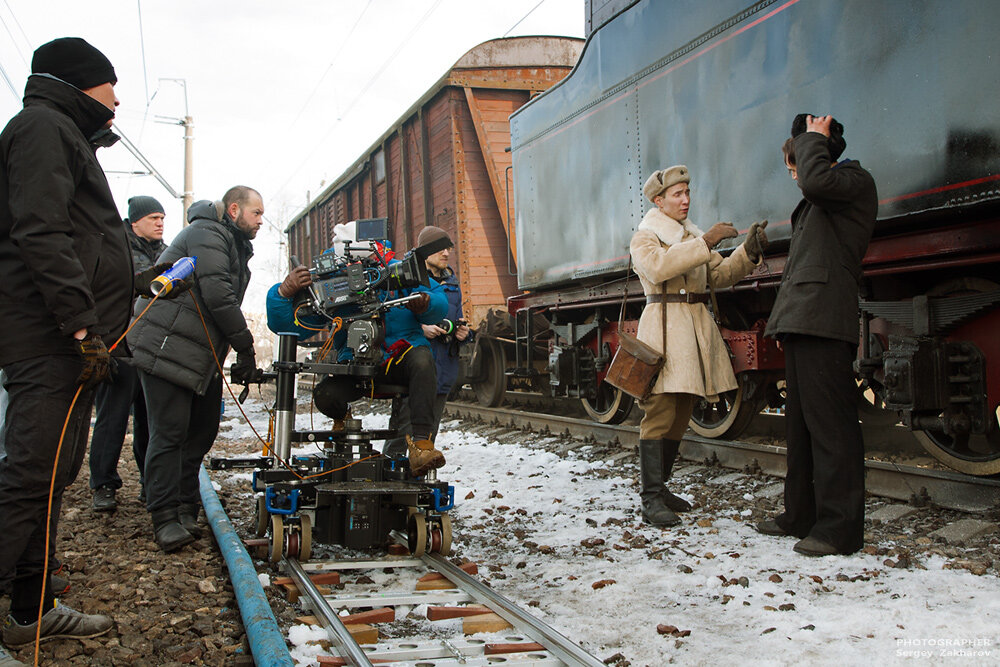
[768,574,783,583]
[677,564,694,574]
[592,579,616,589]
[737,576,749,588]
[762,627,776,634]
[779,603,795,611]
[197,579,217,594]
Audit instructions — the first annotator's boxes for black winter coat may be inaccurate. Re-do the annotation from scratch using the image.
[0,75,133,365]
[128,201,254,394]
[764,132,877,344]
[127,226,167,273]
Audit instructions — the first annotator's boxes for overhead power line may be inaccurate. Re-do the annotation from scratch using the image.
[504,0,548,38]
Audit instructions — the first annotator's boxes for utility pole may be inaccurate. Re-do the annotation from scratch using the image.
[182,115,194,222]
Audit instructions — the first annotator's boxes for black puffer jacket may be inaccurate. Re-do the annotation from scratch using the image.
[127,226,167,273]
[0,74,133,365]
[128,200,254,394]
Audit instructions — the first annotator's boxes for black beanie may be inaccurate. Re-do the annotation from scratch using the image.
[127,196,165,223]
[417,225,453,249]
[31,37,117,90]
[791,113,846,160]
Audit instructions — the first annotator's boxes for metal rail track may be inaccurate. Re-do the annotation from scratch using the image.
[282,533,605,667]
[445,402,1000,513]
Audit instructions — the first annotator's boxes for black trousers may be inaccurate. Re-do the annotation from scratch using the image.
[776,334,865,553]
[139,370,222,513]
[314,345,437,437]
[0,355,94,593]
[89,363,149,490]
[388,392,448,442]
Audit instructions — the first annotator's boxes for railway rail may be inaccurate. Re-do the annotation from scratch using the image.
[281,532,605,667]
[443,400,1000,514]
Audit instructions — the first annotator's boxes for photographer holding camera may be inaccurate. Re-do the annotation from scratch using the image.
[266,221,449,476]
[385,226,469,456]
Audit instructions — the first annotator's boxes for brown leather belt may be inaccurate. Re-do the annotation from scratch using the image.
[646,292,710,304]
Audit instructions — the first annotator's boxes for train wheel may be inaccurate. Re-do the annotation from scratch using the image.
[407,514,428,557]
[269,515,285,563]
[582,382,634,424]
[689,387,761,439]
[914,411,1000,476]
[471,339,506,407]
[254,495,268,537]
[298,514,312,562]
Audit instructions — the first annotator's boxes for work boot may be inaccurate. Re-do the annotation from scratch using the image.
[0,644,26,666]
[50,574,70,596]
[332,407,353,432]
[2,602,113,647]
[639,439,680,526]
[661,439,692,512]
[178,503,203,539]
[151,509,195,553]
[92,484,117,512]
[405,435,445,477]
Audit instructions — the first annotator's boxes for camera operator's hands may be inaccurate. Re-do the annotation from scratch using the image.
[230,350,263,385]
[278,265,312,298]
[406,292,430,315]
[421,323,445,339]
[702,222,738,249]
[75,334,111,389]
[742,219,769,263]
[455,323,471,342]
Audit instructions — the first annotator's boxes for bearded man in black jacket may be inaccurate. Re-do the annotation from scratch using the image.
[129,188,263,553]
[0,37,130,651]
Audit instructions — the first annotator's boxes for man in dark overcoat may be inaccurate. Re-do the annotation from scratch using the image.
[759,114,877,556]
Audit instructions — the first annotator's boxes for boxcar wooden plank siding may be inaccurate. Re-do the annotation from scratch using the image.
[285,37,582,326]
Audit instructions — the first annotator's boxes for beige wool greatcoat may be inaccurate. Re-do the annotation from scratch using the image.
[629,207,757,401]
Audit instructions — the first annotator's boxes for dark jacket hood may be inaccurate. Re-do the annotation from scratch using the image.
[186,199,254,243]
[23,74,116,142]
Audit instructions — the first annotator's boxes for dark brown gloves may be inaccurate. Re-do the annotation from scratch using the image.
[135,262,192,299]
[702,222,739,249]
[75,334,111,388]
[743,219,769,262]
[278,265,312,298]
[406,292,430,315]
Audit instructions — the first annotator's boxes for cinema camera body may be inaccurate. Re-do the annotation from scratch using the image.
[211,217,455,561]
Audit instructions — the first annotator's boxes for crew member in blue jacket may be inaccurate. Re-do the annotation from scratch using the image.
[266,229,449,476]
[385,226,470,456]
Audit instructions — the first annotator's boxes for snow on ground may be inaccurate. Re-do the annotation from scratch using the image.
[217,396,999,666]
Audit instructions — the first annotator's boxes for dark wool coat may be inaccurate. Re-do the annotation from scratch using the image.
[764,132,877,344]
[0,75,133,365]
[127,225,167,273]
[128,200,254,394]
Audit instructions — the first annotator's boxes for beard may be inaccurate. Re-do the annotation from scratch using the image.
[235,211,258,239]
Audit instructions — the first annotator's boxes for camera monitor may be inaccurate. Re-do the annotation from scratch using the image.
[356,217,389,242]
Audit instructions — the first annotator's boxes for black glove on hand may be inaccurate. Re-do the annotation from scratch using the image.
[743,219,769,262]
[406,292,430,315]
[75,335,111,389]
[230,350,260,385]
[134,262,192,299]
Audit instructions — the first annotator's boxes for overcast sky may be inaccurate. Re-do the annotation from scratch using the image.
[0,0,584,310]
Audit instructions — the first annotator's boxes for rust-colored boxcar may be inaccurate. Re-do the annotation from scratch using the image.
[285,36,583,328]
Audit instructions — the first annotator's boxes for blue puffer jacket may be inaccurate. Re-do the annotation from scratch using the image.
[265,257,447,361]
[428,268,464,394]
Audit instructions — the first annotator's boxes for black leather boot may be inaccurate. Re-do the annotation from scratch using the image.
[151,509,194,552]
[639,439,680,526]
[661,439,693,512]
[178,503,203,538]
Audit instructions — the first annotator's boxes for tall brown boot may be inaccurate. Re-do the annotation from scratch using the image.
[405,435,445,477]
[661,439,692,512]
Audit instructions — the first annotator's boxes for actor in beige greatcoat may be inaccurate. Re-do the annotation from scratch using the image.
[629,165,767,526]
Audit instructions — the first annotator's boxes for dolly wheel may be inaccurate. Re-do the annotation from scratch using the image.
[407,513,428,557]
[299,514,312,562]
[436,514,452,556]
[269,515,285,563]
[255,495,268,537]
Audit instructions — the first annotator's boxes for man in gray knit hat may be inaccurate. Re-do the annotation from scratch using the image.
[88,196,167,512]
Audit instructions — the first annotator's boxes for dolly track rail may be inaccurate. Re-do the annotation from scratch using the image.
[446,402,1000,512]
[282,537,605,667]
